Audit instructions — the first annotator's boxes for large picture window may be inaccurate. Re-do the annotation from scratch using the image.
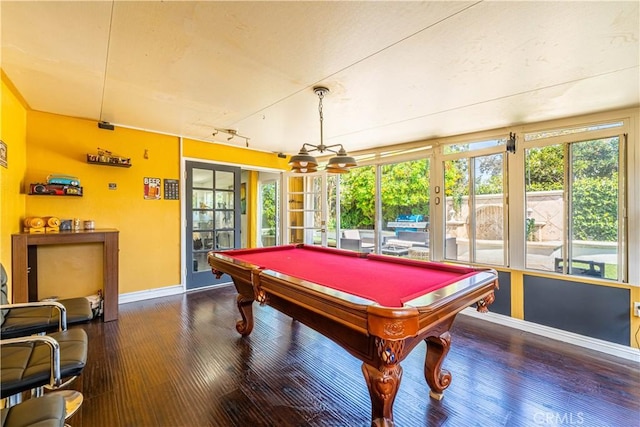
[524,124,624,281]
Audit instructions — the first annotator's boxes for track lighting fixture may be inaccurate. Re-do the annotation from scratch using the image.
[212,128,250,147]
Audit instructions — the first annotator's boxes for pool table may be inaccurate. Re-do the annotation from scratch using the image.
[208,244,498,427]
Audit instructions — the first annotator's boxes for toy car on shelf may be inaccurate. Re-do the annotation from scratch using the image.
[47,174,81,187]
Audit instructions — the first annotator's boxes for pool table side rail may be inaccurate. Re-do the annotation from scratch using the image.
[208,252,261,298]
[261,268,499,341]
[209,251,268,271]
[209,251,498,342]
[417,278,497,330]
[404,270,498,308]
[252,264,498,331]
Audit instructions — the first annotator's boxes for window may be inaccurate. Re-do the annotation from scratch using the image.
[444,157,469,262]
[444,138,505,154]
[325,174,338,247]
[524,145,564,271]
[258,178,279,247]
[525,130,624,281]
[523,121,623,142]
[338,166,376,251]
[380,159,430,258]
[443,139,506,266]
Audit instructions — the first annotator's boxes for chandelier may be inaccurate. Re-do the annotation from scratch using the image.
[288,87,357,174]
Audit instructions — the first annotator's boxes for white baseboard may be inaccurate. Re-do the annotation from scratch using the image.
[184,281,233,293]
[117,282,234,305]
[118,285,184,304]
[461,308,640,363]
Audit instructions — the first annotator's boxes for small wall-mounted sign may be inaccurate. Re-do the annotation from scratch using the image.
[144,177,161,200]
[164,179,179,200]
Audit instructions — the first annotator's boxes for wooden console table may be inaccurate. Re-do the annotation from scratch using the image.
[11,229,119,322]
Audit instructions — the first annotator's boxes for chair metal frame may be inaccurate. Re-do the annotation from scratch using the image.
[1,301,69,336]
[1,335,61,407]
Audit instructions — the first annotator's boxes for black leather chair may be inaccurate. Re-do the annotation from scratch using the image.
[1,264,93,340]
[0,393,66,427]
[1,330,87,418]
[1,331,88,397]
[0,264,89,419]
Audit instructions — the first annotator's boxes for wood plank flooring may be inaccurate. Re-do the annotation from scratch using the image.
[65,285,639,427]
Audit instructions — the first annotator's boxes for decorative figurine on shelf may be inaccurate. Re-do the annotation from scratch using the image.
[87,148,131,166]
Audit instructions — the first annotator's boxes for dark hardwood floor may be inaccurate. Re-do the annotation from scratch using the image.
[65,285,639,427]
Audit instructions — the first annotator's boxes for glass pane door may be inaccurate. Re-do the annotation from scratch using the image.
[258,176,280,247]
[283,172,328,246]
[186,161,240,289]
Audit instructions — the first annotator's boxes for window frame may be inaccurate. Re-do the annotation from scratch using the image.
[321,110,634,284]
[440,136,509,266]
[521,121,628,282]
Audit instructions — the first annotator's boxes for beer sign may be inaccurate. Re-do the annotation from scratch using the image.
[144,177,161,200]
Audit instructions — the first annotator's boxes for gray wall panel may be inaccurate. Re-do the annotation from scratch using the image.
[523,275,629,345]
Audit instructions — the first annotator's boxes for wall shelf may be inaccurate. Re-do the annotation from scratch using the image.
[87,153,132,167]
[87,159,131,168]
[28,193,82,196]
[29,183,83,196]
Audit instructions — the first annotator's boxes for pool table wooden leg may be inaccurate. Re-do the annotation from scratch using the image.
[423,331,452,400]
[235,294,255,336]
[361,351,403,427]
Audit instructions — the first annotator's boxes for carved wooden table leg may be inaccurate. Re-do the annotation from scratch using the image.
[362,338,405,427]
[423,331,452,400]
[235,294,255,336]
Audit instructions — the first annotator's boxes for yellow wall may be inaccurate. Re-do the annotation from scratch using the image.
[247,170,259,248]
[1,73,28,299]
[25,111,181,298]
[12,113,288,300]
[1,76,288,301]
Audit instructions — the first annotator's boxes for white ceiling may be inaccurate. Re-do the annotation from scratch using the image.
[2,1,638,156]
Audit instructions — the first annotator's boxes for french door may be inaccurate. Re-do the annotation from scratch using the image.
[283,171,333,246]
[186,161,241,289]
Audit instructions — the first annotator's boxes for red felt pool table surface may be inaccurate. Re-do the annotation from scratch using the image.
[217,244,480,307]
